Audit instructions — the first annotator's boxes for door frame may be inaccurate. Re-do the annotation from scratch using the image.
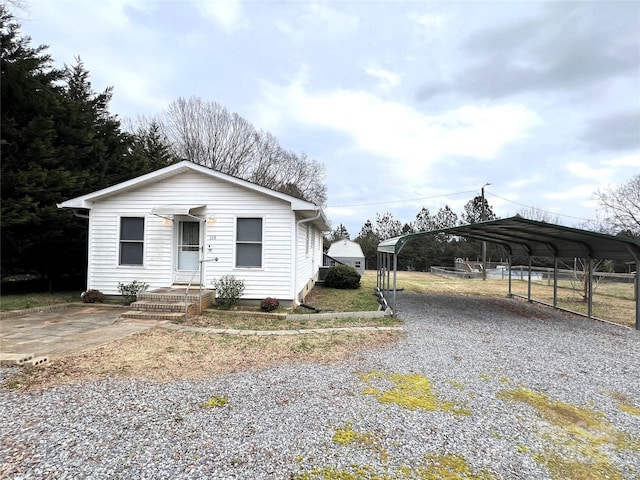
[173,217,204,285]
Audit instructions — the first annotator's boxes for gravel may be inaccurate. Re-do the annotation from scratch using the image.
[1,292,639,479]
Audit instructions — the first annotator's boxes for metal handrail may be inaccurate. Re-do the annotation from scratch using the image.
[184,257,219,322]
[323,253,345,266]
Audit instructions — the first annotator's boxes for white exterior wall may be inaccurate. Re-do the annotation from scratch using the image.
[294,221,323,301]
[86,171,296,298]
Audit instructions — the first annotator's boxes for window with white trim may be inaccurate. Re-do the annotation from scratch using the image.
[120,217,144,265]
[236,218,262,267]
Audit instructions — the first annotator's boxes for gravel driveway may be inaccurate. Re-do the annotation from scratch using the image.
[1,292,639,479]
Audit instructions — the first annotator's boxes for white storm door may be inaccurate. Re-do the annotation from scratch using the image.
[175,221,201,283]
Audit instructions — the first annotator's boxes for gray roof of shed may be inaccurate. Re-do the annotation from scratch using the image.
[377,216,640,261]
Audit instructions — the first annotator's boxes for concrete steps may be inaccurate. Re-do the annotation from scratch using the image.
[121,287,216,321]
[120,311,187,321]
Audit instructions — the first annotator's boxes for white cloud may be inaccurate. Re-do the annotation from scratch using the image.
[411,12,448,30]
[305,2,360,38]
[195,0,248,32]
[507,175,542,189]
[566,161,613,180]
[543,184,597,201]
[601,153,640,168]
[275,1,359,43]
[110,70,170,116]
[258,73,541,184]
[365,65,401,90]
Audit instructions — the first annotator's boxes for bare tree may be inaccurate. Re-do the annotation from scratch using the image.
[516,206,560,224]
[154,96,328,206]
[593,175,640,237]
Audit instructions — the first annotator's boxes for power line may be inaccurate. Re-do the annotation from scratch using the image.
[487,192,593,222]
[328,188,594,224]
[328,189,478,208]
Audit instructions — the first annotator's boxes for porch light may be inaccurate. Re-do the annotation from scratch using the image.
[208,216,217,224]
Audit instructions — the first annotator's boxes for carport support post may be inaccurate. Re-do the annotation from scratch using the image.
[551,257,558,307]
[628,247,640,330]
[587,257,594,318]
[387,253,396,296]
[527,256,532,302]
[508,254,513,297]
[393,253,398,313]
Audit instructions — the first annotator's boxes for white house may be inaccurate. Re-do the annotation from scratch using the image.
[326,239,365,274]
[57,161,329,305]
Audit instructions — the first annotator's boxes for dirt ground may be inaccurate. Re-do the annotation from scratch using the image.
[3,327,403,390]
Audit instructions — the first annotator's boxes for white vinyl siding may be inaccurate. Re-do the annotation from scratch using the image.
[295,220,323,298]
[86,171,296,297]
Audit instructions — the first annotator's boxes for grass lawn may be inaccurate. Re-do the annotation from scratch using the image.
[0,291,81,312]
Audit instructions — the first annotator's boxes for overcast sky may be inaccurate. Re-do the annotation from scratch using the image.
[16,0,640,236]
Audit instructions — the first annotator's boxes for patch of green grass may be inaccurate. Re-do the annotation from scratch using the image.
[607,391,640,416]
[199,395,228,408]
[188,311,401,330]
[358,371,471,416]
[296,277,381,313]
[0,292,81,311]
[497,387,639,480]
[293,453,497,479]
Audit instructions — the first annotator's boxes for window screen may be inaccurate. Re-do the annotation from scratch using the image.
[120,217,144,265]
[236,218,262,267]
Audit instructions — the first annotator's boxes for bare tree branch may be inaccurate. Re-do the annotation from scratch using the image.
[593,175,640,237]
[156,96,327,206]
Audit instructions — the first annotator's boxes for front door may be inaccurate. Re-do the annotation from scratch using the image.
[174,220,201,284]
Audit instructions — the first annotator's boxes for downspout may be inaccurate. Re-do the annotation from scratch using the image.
[295,209,323,303]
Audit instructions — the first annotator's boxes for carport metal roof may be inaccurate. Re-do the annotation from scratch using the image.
[377,216,640,329]
[378,216,640,261]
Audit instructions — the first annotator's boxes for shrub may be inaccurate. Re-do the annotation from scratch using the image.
[81,289,105,303]
[118,280,149,305]
[212,275,245,309]
[260,297,280,312]
[325,265,361,289]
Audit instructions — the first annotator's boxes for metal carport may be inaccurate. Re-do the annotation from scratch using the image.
[377,216,640,330]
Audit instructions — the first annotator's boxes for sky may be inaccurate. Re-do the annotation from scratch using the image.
[14,0,640,236]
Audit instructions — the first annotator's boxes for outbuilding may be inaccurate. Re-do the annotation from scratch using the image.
[327,239,366,274]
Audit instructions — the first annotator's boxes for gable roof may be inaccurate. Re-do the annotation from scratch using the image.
[378,216,640,262]
[328,239,365,258]
[58,161,329,229]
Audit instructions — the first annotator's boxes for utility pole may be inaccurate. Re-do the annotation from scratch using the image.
[481,183,491,280]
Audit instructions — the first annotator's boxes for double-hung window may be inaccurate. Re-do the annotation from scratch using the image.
[120,217,144,265]
[236,218,262,267]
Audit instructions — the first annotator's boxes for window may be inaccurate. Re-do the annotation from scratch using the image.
[120,217,144,265]
[355,261,362,269]
[236,218,262,267]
